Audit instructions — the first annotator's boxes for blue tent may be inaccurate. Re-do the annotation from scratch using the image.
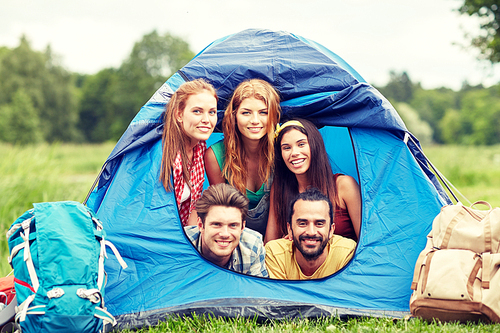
[86,29,450,329]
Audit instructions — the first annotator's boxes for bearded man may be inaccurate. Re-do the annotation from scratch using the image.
[265,188,356,279]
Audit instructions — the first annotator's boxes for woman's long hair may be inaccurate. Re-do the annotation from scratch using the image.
[222,79,281,194]
[273,119,338,236]
[160,79,217,191]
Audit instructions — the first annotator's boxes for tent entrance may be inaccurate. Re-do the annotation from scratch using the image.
[204,126,358,189]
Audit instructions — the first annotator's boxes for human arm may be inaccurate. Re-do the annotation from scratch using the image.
[248,240,269,278]
[336,175,362,239]
[264,184,282,244]
[204,147,225,185]
[186,209,199,226]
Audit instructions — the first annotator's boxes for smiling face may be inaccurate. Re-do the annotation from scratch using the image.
[235,97,269,141]
[280,129,311,176]
[288,199,334,261]
[178,90,218,147]
[198,205,245,267]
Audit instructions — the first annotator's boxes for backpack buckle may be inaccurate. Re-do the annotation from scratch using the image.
[47,288,65,299]
[76,288,101,304]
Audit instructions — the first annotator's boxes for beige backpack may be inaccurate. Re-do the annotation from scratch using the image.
[410,201,500,323]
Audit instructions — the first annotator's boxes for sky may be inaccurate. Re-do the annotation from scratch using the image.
[2,0,500,91]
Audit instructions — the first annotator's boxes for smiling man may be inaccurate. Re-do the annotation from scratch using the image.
[265,188,356,279]
[184,183,268,277]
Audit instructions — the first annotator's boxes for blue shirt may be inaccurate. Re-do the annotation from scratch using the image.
[184,225,269,277]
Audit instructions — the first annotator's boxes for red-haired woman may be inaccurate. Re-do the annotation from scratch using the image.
[160,79,218,226]
[204,79,281,237]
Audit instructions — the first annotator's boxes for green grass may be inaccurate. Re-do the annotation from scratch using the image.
[1,143,500,332]
[0,142,115,275]
[119,315,500,332]
[421,144,500,207]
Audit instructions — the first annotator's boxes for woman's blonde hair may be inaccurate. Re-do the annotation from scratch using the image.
[222,79,281,194]
[160,79,218,190]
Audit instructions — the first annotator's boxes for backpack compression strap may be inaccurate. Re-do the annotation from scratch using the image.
[8,217,45,322]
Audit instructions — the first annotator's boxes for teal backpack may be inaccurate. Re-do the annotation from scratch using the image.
[7,201,127,332]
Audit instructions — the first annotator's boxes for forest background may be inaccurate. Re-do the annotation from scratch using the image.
[2,30,500,147]
[1,22,500,201]
[1,1,500,199]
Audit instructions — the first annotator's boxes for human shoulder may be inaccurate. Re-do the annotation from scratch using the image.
[327,235,356,267]
[265,238,293,255]
[335,174,358,190]
[335,174,360,204]
[329,234,357,249]
[265,238,294,279]
[183,225,200,245]
[205,140,226,184]
[238,227,269,277]
[240,227,264,245]
[237,228,264,253]
[209,140,225,156]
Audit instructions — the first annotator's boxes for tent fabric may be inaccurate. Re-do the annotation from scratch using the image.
[86,29,450,329]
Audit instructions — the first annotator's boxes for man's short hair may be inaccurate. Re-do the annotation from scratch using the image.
[196,183,249,224]
[287,187,334,228]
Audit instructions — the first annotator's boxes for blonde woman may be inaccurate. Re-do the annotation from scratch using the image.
[160,79,218,226]
[204,79,281,236]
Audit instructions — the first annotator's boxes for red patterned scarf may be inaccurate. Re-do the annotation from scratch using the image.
[173,141,207,226]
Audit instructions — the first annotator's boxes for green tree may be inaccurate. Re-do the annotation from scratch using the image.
[459,88,500,145]
[410,88,457,143]
[377,71,417,103]
[394,102,433,145]
[456,80,485,109]
[41,45,80,142]
[0,89,43,144]
[78,68,120,142]
[0,36,79,142]
[78,30,195,142]
[0,46,8,61]
[121,30,195,78]
[439,109,463,144]
[115,30,195,130]
[459,1,500,63]
[0,36,46,112]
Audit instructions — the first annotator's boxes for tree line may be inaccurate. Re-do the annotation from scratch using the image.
[1,27,500,145]
[0,31,194,144]
[376,71,500,145]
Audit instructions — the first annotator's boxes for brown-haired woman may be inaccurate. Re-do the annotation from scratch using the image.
[265,119,361,243]
[204,79,281,237]
[160,79,218,226]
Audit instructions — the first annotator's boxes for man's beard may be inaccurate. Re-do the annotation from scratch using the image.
[293,233,329,261]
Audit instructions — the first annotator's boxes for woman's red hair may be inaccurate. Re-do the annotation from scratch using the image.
[160,79,217,190]
[222,79,281,194]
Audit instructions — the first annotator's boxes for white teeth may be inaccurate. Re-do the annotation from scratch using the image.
[292,159,305,165]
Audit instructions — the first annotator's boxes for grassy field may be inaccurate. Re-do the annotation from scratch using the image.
[1,142,499,332]
[0,142,116,274]
[421,144,500,207]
